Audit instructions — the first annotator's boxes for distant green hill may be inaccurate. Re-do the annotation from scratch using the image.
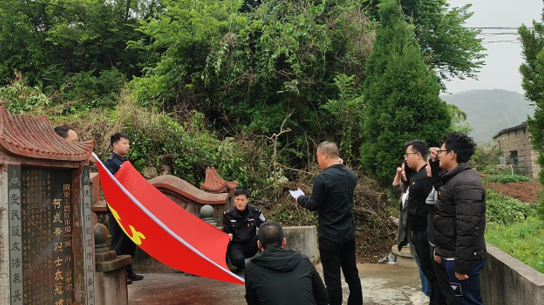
[441,89,535,142]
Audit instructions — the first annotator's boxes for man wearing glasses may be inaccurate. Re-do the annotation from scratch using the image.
[404,140,446,305]
[432,133,486,305]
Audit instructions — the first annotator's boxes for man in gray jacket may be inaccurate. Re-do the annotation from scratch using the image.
[433,132,486,305]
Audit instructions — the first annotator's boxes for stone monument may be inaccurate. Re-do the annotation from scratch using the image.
[0,106,96,305]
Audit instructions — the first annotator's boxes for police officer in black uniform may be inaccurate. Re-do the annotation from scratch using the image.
[103,132,144,284]
[223,188,265,272]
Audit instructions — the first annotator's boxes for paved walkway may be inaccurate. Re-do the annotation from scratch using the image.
[128,263,425,305]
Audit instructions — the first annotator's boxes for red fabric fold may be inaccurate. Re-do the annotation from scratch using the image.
[96,157,243,285]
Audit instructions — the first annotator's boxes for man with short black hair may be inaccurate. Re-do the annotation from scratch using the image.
[296,141,362,305]
[54,125,78,143]
[223,188,265,272]
[404,140,446,304]
[104,132,143,284]
[433,132,486,305]
[244,222,328,305]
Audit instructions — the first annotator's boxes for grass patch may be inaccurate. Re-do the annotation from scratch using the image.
[486,217,544,274]
[483,174,533,184]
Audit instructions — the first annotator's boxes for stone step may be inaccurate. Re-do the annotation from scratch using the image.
[391,245,417,268]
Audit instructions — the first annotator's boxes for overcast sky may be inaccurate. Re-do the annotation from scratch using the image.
[444,0,543,94]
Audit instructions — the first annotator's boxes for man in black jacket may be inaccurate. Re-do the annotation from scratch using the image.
[103,132,144,284]
[296,141,362,305]
[223,188,265,272]
[244,222,328,305]
[433,133,486,305]
[404,140,445,304]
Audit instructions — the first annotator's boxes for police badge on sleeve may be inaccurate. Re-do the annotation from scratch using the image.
[259,213,266,221]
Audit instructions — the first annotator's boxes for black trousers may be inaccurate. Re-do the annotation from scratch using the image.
[435,259,484,305]
[108,208,137,275]
[433,257,460,305]
[411,231,446,305]
[227,235,259,270]
[319,236,363,305]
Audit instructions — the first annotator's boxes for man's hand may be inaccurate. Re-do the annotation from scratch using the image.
[430,147,439,161]
[396,167,403,175]
[338,158,344,164]
[228,233,233,241]
[455,272,469,281]
[433,250,442,264]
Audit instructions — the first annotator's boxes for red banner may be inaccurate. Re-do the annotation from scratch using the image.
[94,153,243,285]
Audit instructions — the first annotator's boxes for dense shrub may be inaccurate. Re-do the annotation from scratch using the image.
[483,174,533,184]
[486,191,537,226]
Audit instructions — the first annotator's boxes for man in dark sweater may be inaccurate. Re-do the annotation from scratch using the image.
[404,140,445,304]
[296,141,362,305]
[244,222,328,305]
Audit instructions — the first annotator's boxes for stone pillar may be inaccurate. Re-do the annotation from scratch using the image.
[93,223,131,305]
[200,205,217,227]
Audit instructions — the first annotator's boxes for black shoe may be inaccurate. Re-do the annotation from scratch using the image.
[127,278,132,285]
[128,273,144,281]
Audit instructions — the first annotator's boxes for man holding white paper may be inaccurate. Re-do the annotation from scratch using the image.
[295,141,363,305]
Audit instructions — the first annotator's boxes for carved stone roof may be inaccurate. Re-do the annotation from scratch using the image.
[201,167,238,193]
[0,107,94,161]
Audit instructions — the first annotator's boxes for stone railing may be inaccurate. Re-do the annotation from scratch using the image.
[481,243,544,305]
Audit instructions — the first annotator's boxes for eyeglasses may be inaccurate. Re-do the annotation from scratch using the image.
[437,149,451,155]
[404,152,418,158]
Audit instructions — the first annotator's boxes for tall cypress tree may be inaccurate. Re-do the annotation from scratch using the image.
[520,14,544,185]
[360,0,451,186]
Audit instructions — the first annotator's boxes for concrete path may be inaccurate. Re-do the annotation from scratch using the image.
[128,263,425,305]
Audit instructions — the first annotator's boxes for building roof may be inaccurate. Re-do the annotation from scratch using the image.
[0,107,94,161]
[492,121,527,140]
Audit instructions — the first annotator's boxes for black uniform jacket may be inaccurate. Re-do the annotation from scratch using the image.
[433,162,487,274]
[245,247,328,305]
[223,204,265,244]
[103,153,127,175]
[297,164,356,242]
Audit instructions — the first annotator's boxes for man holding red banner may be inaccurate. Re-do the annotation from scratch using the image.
[104,132,145,284]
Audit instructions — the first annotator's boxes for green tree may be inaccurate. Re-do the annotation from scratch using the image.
[520,11,544,185]
[360,0,451,186]
[367,0,485,89]
[0,0,156,86]
[133,0,374,165]
[447,104,473,135]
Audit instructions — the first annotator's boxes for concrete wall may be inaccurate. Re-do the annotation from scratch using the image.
[133,225,319,273]
[494,126,540,179]
[481,243,544,305]
[283,226,319,264]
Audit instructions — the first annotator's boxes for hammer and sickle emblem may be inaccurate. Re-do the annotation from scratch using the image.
[108,205,146,245]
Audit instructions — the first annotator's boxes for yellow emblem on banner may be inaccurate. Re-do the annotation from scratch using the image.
[108,204,146,245]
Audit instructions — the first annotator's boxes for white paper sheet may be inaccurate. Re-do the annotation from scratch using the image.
[289,188,305,199]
